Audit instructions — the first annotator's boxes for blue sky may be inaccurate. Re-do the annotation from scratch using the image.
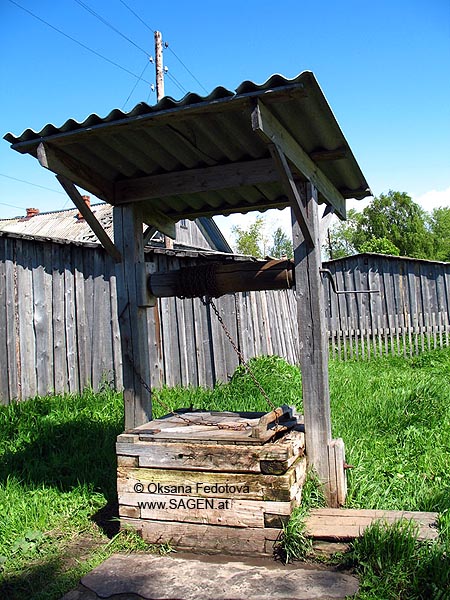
[1,0,449,244]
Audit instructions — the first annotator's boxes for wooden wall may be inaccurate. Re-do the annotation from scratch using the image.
[1,234,449,404]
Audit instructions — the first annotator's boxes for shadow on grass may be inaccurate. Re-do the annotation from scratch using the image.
[0,556,63,600]
[0,416,122,537]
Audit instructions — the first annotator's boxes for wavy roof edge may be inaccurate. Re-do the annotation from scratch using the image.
[4,72,314,144]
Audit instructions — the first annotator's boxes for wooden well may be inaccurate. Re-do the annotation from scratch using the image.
[117,407,306,555]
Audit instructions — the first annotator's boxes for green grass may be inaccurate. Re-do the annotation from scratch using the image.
[0,349,449,598]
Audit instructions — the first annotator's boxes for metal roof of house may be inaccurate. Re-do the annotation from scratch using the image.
[0,205,232,252]
[4,71,371,221]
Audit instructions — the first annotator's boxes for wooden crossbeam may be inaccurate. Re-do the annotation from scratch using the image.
[37,142,114,201]
[269,144,314,246]
[114,158,279,204]
[251,100,347,219]
[309,147,348,162]
[140,201,176,239]
[56,175,122,262]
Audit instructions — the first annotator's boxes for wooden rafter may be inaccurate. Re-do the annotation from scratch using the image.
[251,100,347,219]
[37,142,114,201]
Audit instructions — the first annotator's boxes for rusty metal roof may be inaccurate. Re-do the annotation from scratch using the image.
[0,204,113,244]
[0,205,231,251]
[4,71,371,221]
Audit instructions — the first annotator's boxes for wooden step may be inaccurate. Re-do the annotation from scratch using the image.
[305,508,439,541]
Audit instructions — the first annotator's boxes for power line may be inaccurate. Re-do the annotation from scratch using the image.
[165,70,188,96]
[0,201,28,211]
[167,46,209,94]
[118,0,154,33]
[7,0,153,85]
[117,0,208,93]
[122,59,151,109]
[0,173,65,195]
[73,0,149,57]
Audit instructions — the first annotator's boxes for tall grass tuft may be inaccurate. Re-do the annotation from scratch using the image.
[347,519,450,599]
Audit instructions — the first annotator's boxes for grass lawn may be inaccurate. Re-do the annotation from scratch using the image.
[0,348,449,599]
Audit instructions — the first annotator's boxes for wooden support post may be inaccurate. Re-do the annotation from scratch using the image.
[114,204,152,430]
[292,182,333,503]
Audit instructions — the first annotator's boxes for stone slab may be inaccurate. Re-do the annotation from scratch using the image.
[74,552,358,600]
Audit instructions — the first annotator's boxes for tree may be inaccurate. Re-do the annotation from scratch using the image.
[429,207,450,262]
[359,237,400,255]
[269,227,293,258]
[325,209,362,259]
[354,190,433,258]
[231,216,267,257]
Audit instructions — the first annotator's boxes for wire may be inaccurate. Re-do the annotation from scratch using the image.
[122,59,151,109]
[167,46,209,94]
[73,0,149,57]
[118,0,155,33]
[0,173,65,195]
[0,201,28,211]
[7,0,153,84]
[117,0,208,93]
[165,71,188,96]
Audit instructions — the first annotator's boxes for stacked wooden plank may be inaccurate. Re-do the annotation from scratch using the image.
[306,508,439,542]
[117,409,306,556]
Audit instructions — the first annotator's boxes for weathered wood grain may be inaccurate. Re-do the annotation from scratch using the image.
[292,185,332,499]
[117,457,305,501]
[129,518,282,555]
[1,233,450,404]
[306,508,438,541]
[117,429,305,473]
[119,493,292,527]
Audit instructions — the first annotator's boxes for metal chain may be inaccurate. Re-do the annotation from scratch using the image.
[201,296,277,413]
[125,344,193,425]
[126,342,251,430]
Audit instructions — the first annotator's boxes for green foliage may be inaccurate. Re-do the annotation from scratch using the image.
[154,355,303,414]
[278,471,326,563]
[429,206,450,261]
[355,190,433,258]
[359,236,400,255]
[325,208,361,259]
[2,348,450,597]
[326,190,449,261]
[269,227,293,258]
[231,216,267,257]
[231,216,293,259]
[348,519,450,599]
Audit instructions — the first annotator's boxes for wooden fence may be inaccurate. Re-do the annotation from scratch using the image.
[0,233,449,404]
[323,253,450,360]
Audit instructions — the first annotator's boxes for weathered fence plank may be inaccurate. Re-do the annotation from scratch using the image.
[1,233,450,405]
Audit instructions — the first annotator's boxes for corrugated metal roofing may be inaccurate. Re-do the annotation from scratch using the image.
[0,204,113,244]
[4,71,371,221]
[0,205,231,252]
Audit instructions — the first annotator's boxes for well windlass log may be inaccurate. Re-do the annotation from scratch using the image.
[147,259,294,298]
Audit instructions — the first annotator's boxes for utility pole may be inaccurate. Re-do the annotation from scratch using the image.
[154,30,174,249]
[154,31,164,101]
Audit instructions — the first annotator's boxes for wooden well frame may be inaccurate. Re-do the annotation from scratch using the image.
[6,72,371,511]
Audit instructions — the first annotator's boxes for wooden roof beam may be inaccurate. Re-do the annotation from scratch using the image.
[56,175,122,262]
[251,100,347,219]
[310,147,348,162]
[114,158,279,204]
[37,142,114,201]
